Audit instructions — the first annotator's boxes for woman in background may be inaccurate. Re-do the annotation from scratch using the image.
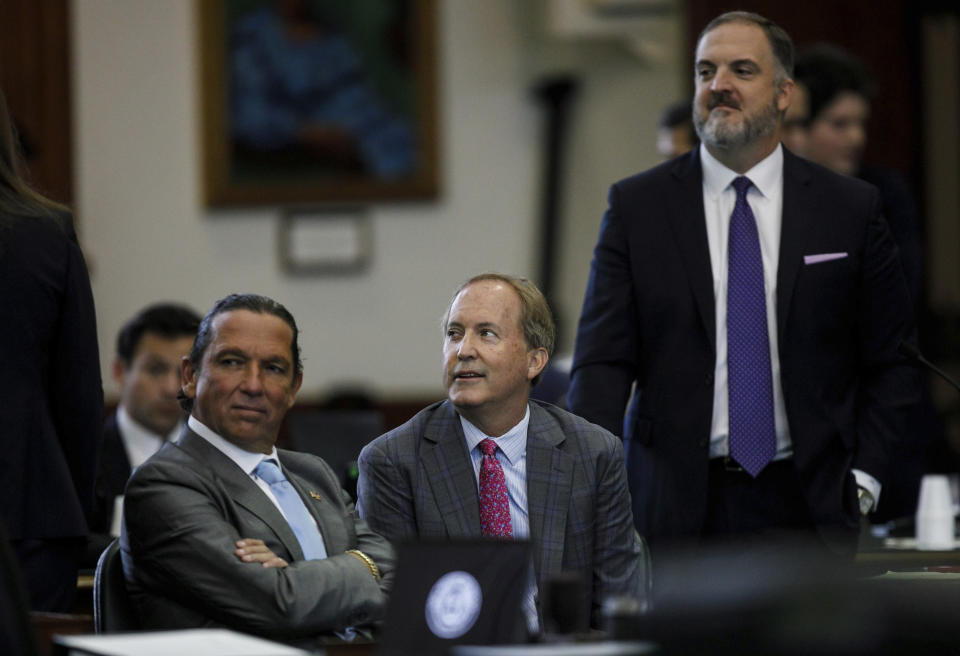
[0,87,103,612]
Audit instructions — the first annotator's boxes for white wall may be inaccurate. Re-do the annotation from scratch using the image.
[73,0,685,402]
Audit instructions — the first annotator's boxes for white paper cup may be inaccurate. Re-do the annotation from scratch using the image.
[916,475,955,550]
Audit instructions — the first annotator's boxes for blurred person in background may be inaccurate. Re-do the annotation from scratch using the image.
[0,87,103,611]
[791,44,922,302]
[85,303,200,566]
[657,100,699,160]
[791,45,929,523]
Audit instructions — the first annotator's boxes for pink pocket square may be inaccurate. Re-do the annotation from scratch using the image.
[804,252,848,265]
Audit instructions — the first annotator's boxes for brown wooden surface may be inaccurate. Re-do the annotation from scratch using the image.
[31,613,94,656]
[0,0,72,206]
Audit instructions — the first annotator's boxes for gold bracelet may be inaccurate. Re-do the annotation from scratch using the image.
[345,549,381,581]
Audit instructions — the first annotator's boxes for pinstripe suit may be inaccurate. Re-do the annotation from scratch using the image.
[357,399,646,628]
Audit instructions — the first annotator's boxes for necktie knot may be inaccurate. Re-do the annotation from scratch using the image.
[254,459,285,485]
[479,438,498,457]
[732,175,753,199]
[732,175,753,197]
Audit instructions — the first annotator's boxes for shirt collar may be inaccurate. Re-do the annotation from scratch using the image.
[700,142,783,200]
[187,414,279,475]
[460,404,530,465]
[116,404,180,446]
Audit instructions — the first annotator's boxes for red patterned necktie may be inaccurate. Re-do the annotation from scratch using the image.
[478,438,512,537]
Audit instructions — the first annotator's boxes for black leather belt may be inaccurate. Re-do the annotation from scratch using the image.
[709,456,792,475]
[710,456,747,473]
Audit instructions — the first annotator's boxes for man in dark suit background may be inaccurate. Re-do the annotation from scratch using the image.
[357,274,646,632]
[86,303,200,565]
[568,12,917,554]
[121,294,393,644]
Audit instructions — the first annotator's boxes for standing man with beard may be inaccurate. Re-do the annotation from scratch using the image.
[568,11,917,554]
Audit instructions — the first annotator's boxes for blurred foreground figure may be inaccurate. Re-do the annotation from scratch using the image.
[0,87,103,611]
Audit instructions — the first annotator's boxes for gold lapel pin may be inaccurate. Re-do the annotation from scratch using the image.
[309,491,322,501]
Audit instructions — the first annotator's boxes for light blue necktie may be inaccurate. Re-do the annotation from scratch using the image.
[254,459,328,560]
[727,176,777,477]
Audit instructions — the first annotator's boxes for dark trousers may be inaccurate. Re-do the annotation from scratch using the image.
[703,457,815,537]
[651,459,851,605]
[11,538,83,612]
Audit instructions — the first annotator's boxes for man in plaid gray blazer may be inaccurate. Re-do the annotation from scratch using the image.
[357,273,646,631]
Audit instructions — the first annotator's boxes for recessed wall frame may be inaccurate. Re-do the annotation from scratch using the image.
[278,207,372,276]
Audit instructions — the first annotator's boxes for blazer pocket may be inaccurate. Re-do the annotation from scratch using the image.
[803,252,848,265]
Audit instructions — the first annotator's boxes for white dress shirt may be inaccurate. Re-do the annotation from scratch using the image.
[187,415,324,537]
[116,405,180,470]
[699,144,880,505]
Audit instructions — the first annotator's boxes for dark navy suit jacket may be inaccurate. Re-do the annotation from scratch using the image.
[568,148,918,549]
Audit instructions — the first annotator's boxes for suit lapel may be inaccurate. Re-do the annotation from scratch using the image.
[776,151,813,340]
[525,404,573,587]
[421,402,482,536]
[176,429,305,561]
[282,461,349,554]
[668,150,716,353]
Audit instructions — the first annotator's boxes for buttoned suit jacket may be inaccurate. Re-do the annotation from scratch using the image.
[120,427,395,641]
[567,147,917,548]
[356,399,646,628]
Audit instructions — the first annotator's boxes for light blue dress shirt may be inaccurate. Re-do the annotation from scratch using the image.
[459,406,538,632]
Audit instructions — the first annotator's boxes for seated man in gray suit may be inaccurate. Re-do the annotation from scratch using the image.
[121,294,394,644]
[357,273,645,632]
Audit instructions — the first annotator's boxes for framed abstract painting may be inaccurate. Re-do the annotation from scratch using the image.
[199,0,438,206]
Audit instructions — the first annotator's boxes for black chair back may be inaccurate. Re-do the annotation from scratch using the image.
[93,539,139,633]
[286,409,385,499]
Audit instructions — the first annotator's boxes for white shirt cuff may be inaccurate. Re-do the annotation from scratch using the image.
[851,468,881,511]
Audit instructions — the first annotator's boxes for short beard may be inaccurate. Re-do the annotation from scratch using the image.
[694,92,779,150]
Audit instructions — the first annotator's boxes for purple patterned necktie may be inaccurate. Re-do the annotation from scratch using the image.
[478,439,512,537]
[727,176,776,477]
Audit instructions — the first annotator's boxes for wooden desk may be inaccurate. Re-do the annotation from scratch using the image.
[31,612,94,656]
[855,546,960,578]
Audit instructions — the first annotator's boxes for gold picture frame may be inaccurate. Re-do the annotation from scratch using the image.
[198,0,438,207]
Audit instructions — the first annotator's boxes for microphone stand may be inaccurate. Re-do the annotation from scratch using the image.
[899,342,960,393]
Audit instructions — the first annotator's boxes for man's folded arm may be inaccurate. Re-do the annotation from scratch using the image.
[338,484,396,594]
[124,465,388,639]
